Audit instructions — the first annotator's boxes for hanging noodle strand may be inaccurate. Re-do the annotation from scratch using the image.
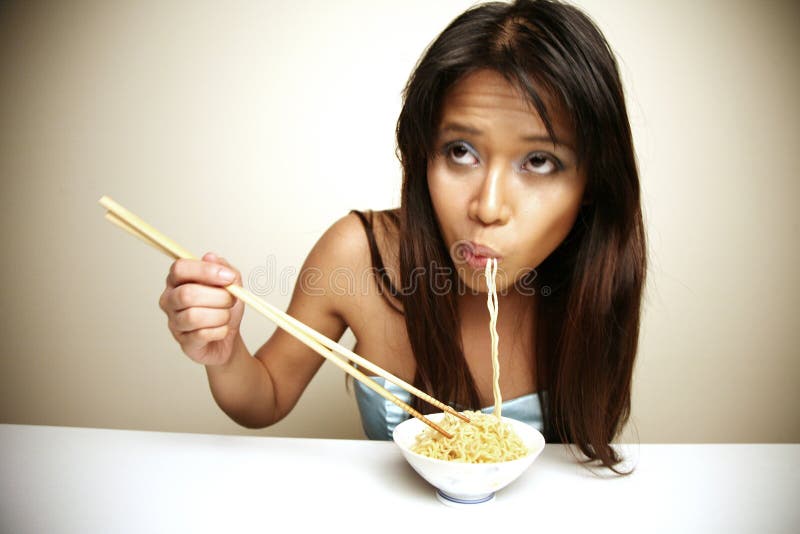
[410,257,530,463]
[486,257,502,417]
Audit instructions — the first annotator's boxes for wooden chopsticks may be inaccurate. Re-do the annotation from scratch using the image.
[99,196,468,438]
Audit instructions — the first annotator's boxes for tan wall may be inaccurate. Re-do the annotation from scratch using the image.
[1,0,798,442]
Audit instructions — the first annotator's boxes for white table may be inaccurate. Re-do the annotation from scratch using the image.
[1,424,797,533]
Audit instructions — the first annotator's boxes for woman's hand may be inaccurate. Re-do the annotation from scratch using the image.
[159,252,245,366]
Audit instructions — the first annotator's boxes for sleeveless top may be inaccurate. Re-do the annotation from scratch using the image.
[353,376,544,440]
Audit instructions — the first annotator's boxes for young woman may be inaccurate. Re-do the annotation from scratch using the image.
[159,0,646,471]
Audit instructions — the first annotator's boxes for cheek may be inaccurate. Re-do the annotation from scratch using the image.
[427,162,462,232]
[427,158,451,199]
[520,190,581,227]
[515,187,585,261]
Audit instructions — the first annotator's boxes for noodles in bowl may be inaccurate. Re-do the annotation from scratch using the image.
[411,411,529,463]
[393,412,545,505]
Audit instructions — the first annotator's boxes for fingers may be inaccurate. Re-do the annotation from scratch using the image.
[203,252,233,268]
[177,325,231,352]
[166,255,239,289]
[160,252,244,355]
[168,307,231,333]
[160,283,236,313]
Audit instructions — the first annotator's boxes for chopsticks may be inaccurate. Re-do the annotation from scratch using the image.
[99,196,469,438]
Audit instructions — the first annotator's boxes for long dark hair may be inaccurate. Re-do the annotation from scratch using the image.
[367,0,646,472]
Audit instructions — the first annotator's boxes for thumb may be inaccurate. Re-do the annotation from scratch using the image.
[204,252,232,268]
[203,252,242,284]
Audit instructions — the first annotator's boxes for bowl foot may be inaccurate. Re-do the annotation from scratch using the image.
[436,489,495,507]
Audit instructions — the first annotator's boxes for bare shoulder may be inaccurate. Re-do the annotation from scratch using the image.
[303,211,373,276]
[305,209,400,275]
[289,212,373,321]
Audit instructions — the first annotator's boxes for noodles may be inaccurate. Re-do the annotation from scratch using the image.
[410,411,529,463]
[486,257,502,417]
[410,258,530,463]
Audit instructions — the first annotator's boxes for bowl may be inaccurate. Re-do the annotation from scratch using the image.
[392,412,546,506]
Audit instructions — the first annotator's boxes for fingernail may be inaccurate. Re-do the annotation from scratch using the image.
[219,269,235,282]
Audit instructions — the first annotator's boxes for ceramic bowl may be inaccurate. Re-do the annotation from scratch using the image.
[392,412,545,505]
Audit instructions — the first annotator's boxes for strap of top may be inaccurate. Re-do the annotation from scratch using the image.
[350,209,401,312]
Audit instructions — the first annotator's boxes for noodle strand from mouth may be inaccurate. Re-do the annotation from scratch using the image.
[486,257,502,417]
[410,258,530,463]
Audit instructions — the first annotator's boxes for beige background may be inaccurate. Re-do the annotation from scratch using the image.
[1,0,798,443]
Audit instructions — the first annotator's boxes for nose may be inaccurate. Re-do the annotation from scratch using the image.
[468,162,511,226]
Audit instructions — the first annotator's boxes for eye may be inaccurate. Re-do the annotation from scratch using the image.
[444,141,479,166]
[523,152,563,175]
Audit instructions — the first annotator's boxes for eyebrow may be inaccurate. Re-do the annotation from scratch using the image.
[439,122,571,149]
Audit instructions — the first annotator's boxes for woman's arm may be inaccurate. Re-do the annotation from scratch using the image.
[160,212,368,428]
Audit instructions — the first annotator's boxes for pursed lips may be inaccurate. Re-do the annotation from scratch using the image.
[463,241,502,259]
[456,241,503,270]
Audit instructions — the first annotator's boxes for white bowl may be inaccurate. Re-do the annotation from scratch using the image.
[392,412,546,505]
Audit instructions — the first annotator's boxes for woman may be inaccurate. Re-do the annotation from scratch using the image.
[159,0,646,471]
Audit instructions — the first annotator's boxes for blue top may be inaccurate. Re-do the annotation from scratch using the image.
[353,376,544,440]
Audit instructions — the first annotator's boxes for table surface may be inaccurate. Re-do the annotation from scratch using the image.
[1,424,797,533]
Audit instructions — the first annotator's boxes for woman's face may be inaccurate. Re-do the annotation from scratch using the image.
[427,69,587,293]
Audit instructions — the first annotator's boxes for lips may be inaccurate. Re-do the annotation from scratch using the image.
[467,242,502,258]
[457,241,503,269]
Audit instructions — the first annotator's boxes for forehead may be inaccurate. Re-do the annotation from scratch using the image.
[439,69,574,144]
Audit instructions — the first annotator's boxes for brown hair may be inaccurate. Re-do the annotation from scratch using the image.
[365,0,646,472]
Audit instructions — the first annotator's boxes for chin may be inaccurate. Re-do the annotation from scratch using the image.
[454,265,537,298]
[455,271,488,295]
